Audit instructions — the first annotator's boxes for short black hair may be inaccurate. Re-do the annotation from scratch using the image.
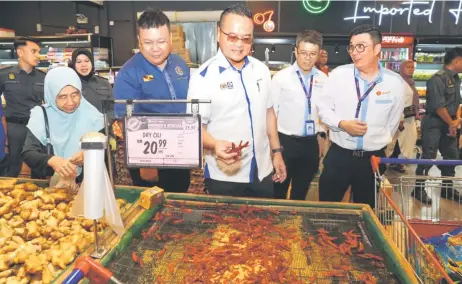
[219,3,253,28]
[14,37,40,50]
[444,47,462,65]
[296,30,323,48]
[349,25,382,44]
[137,8,170,32]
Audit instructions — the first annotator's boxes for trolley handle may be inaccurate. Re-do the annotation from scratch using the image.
[371,156,462,173]
[62,256,123,284]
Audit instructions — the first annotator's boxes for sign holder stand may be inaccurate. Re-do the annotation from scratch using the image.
[101,99,211,187]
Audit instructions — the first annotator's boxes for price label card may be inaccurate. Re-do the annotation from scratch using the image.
[124,115,202,169]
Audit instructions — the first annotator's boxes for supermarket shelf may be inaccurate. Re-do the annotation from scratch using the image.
[95,66,122,71]
[415,63,443,70]
[380,59,407,63]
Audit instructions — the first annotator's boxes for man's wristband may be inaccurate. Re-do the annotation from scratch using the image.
[271,147,283,154]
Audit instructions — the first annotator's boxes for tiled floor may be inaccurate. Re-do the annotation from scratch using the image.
[304,153,461,225]
[385,160,462,223]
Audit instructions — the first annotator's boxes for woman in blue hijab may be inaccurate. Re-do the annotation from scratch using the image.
[22,67,104,180]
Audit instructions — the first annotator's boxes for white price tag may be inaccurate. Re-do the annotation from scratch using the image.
[124,115,202,169]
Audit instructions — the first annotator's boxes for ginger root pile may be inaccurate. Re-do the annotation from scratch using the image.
[0,179,127,284]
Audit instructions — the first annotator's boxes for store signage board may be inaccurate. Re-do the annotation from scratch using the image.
[124,115,202,169]
[254,10,276,32]
[302,0,330,15]
[382,36,414,45]
[343,0,462,25]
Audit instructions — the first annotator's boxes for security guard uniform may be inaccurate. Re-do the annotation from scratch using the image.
[114,53,190,192]
[0,65,45,177]
[81,75,113,113]
[414,68,461,204]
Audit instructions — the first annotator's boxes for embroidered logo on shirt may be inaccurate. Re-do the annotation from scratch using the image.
[175,66,184,76]
[376,90,390,96]
[142,75,154,82]
[220,82,234,90]
[8,73,15,80]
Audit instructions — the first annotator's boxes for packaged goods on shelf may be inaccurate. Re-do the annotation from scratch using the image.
[172,38,185,51]
[170,25,184,38]
[174,48,191,63]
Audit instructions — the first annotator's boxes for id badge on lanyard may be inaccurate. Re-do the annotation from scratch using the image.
[347,77,377,145]
[296,71,315,136]
[354,77,377,119]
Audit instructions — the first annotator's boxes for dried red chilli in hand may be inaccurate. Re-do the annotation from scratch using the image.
[225,140,250,155]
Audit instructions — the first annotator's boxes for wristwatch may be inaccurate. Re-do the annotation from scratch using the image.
[271,147,284,154]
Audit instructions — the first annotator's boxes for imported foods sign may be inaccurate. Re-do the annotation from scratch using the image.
[343,0,462,25]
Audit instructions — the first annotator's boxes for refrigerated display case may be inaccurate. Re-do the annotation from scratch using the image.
[379,34,414,73]
[0,34,113,74]
[413,37,462,97]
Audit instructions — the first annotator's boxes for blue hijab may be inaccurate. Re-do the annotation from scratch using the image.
[27,67,104,163]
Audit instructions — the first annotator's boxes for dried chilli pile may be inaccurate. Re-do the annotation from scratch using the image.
[135,202,387,284]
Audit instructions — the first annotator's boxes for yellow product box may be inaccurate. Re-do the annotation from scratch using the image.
[139,186,164,209]
[172,41,185,51]
[170,25,183,34]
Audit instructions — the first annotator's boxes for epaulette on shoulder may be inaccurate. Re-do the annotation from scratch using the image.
[0,65,14,72]
[435,70,445,76]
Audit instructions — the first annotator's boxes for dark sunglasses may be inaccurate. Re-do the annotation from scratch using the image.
[220,29,253,45]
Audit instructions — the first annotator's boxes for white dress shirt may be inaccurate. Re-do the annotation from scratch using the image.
[187,49,273,183]
[318,64,405,151]
[271,63,327,136]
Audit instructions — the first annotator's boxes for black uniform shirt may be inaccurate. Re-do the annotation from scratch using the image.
[425,68,461,116]
[81,75,113,113]
[0,65,45,118]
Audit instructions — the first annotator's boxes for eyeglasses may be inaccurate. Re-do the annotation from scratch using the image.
[220,29,253,45]
[297,50,318,59]
[347,44,372,54]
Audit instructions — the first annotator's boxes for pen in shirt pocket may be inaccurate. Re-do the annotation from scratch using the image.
[256,78,262,92]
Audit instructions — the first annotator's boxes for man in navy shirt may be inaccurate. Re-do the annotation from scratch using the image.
[114,9,190,192]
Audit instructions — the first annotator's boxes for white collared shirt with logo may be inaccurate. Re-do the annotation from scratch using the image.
[271,64,327,136]
[318,64,405,151]
[187,49,273,183]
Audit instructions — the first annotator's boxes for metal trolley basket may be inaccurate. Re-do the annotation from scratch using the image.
[372,157,462,284]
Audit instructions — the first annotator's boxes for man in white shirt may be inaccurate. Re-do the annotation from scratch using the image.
[318,25,405,209]
[187,3,286,198]
[270,30,327,200]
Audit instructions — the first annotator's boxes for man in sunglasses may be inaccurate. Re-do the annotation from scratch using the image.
[318,25,405,209]
[187,3,286,198]
[270,30,327,201]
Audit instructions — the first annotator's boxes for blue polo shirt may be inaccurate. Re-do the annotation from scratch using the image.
[113,53,190,117]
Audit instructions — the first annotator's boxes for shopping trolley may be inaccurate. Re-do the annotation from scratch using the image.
[371,156,462,284]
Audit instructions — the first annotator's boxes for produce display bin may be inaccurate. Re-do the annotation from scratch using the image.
[96,194,419,284]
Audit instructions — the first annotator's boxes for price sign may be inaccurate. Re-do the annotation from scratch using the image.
[124,115,202,169]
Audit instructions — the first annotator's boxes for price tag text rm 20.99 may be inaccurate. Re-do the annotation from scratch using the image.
[138,139,167,155]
